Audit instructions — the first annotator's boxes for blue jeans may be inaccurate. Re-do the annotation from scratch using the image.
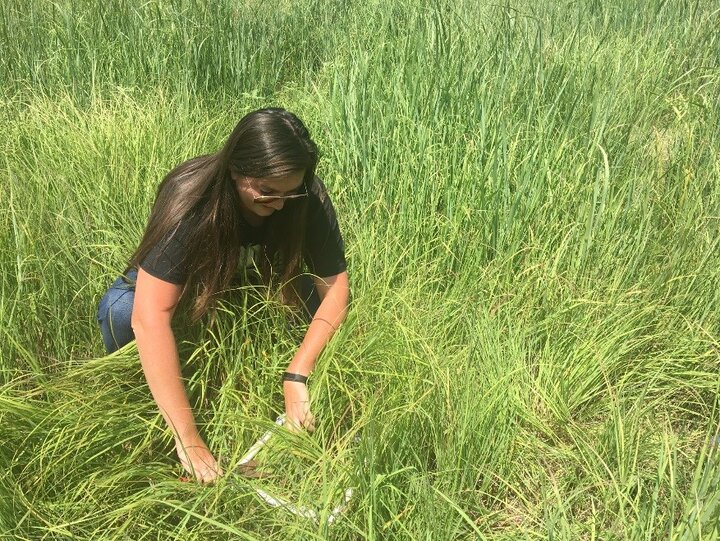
[97,269,321,354]
[97,268,138,353]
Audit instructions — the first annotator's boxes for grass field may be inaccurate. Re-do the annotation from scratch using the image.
[1,0,719,538]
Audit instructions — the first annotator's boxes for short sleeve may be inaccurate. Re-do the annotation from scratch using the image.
[139,220,191,284]
[303,178,347,278]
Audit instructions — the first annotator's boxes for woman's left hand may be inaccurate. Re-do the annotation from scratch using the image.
[283,380,315,432]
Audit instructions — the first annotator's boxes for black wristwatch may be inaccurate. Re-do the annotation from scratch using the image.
[282,372,308,384]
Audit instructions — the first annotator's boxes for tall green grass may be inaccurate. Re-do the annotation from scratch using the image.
[1,0,719,538]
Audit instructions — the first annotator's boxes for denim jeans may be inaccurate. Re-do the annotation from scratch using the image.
[97,268,138,353]
[96,268,321,354]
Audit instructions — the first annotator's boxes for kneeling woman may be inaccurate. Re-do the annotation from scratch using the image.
[97,108,349,482]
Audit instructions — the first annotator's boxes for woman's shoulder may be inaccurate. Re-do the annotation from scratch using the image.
[308,175,334,205]
[304,176,342,229]
[302,175,346,274]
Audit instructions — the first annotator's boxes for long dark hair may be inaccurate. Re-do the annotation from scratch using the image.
[127,108,318,321]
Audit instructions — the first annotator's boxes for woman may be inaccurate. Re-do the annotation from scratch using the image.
[96,108,350,483]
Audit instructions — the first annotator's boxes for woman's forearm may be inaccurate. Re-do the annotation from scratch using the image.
[286,273,349,376]
[133,320,200,443]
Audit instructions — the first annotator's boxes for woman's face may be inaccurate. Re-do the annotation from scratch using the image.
[232,170,305,223]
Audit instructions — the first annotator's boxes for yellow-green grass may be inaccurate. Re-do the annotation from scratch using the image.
[1,0,719,538]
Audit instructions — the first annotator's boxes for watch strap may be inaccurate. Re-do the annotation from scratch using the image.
[282,372,308,384]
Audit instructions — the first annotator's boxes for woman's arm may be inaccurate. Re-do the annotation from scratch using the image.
[132,268,222,482]
[283,271,350,430]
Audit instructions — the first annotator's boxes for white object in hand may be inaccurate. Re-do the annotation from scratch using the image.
[236,415,355,524]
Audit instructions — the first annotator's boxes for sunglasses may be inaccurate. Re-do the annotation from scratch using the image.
[252,182,308,204]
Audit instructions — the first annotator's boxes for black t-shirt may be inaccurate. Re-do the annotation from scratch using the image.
[140,177,346,284]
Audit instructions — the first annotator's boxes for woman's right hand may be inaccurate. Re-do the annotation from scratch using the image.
[175,436,223,483]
